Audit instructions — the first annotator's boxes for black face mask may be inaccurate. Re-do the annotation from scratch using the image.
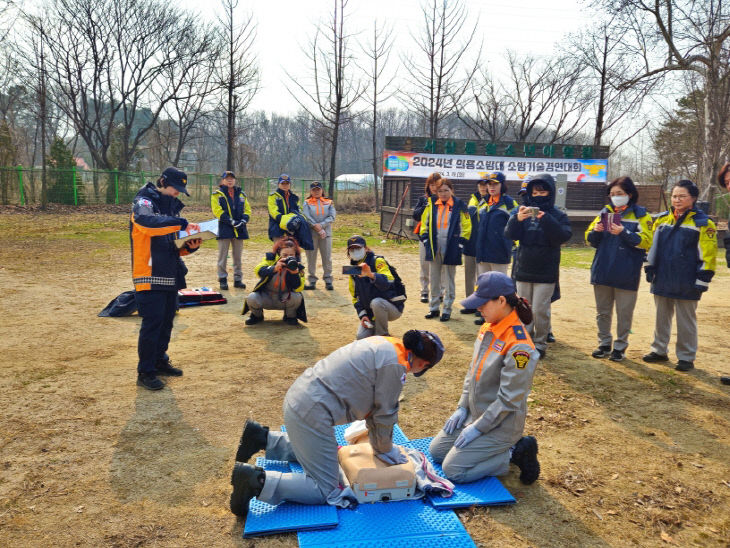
[528,195,552,210]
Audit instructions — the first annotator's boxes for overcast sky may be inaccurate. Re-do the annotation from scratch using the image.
[179,0,589,114]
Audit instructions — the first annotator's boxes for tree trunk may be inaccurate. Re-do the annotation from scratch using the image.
[700,65,721,202]
[371,102,379,210]
[593,34,608,148]
[328,111,339,198]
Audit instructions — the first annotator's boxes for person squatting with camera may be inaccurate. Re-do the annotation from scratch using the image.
[242,238,306,326]
[130,167,201,391]
[345,235,406,339]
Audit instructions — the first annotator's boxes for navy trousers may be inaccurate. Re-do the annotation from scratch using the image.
[135,290,177,375]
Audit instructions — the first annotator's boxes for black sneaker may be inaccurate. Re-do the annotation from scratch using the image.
[538,349,546,359]
[137,373,164,391]
[303,284,316,290]
[219,278,229,291]
[230,463,265,517]
[591,346,611,359]
[234,280,246,289]
[155,358,183,376]
[721,376,730,385]
[235,419,270,463]
[474,317,484,325]
[284,317,299,326]
[420,294,429,303]
[608,349,624,362]
[325,283,334,290]
[460,308,477,314]
[245,314,263,326]
[642,351,669,363]
[546,332,556,343]
[424,310,440,319]
[675,360,694,372]
[510,435,540,485]
[439,313,451,322]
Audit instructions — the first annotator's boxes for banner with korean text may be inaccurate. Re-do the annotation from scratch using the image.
[383,150,608,183]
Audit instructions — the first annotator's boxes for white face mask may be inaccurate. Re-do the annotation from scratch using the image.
[610,195,629,207]
[350,247,366,261]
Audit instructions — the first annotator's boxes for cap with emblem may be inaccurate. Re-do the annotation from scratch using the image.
[278,174,291,184]
[461,271,516,310]
[160,167,189,195]
[310,181,322,189]
[346,235,367,248]
[221,170,236,179]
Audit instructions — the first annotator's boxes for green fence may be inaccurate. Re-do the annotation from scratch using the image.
[0,167,373,207]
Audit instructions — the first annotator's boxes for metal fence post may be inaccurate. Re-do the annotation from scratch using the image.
[209,174,213,195]
[114,169,119,204]
[72,166,78,205]
[17,165,24,205]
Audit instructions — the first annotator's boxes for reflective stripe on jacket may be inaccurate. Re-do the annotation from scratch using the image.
[645,208,717,300]
[302,197,337,236]
[211,185,251,240]
[348,251,404,318]
[585,203,652,291]
[457,309,538,441]
[284,336,410,453]
[268,189,300,240]
[475,194,517,264]
[419,197,472,265]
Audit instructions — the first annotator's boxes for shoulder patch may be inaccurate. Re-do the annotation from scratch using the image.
[138,198,153,209]
[512,350,530,369]
[512,325,527,340]
[706,226,716,239]
[492,339,506,352]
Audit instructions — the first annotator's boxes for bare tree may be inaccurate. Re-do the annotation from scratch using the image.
[217,0,259,172]
[402,0,481,139]
[287,0,364,196]
[360,21,395,209]
[38,0,219,172]
[457,68,514,141]
[594,0,730,199]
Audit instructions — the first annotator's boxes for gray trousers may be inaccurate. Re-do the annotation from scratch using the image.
[428,424,513,483]
[356,297,402,339]
[651,295,698,362]
[217,238,243,280]
[259,403,352,507]
[429,255,456,314]
[516,281,555,352]
[246,291,303,319]
[477,262,509,276]
[593,284,638,352]
[464,255,477,298]
[305,230,333,285]
[419,241,430,296]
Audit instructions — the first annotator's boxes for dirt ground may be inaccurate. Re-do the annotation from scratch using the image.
[0,209,728,547]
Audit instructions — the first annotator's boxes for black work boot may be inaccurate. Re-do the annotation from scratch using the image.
[155,357,183,376]
[591,345,611,359]
[230,463,265,517]
[235,420,269,463]
[234,280,246,289]
[137,373,165,391]
[511,435,540,485]
[219,278,229,290]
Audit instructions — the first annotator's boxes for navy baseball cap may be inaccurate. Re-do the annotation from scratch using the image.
[413,330,445,377]
[347,235,366,248]
[461,271,516,309]
[278,174,292,184]
[160,167,189,195]
[310,181,322,189]
[221,170,236,179]
[486,172,506,185]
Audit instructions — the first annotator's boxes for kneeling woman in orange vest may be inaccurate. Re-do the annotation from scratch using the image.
[228,330,444,516]
[430,272,541,485]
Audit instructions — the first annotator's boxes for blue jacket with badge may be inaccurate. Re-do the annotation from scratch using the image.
[645,207,717,300]
[211,185,251,240]
[476,194,517,264]
[585,203,652,291]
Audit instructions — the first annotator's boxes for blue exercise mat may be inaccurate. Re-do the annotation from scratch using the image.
[241,458,338,538]
[401,438,516,509]
[298,499,475,548]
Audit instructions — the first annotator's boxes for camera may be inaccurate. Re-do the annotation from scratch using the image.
[285,257,300,270]
[529,206,540,218]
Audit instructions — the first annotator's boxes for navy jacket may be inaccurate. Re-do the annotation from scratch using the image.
[476,194,517,264]
[211,185,251,240]
[419,197,472,265]
[129,183,196,292]
[505,174,572,284]
[349,252,405,318]
[268,188,300,241]
[585,204,652,291]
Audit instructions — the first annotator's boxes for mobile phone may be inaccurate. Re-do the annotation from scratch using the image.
[529,207,540,218]
[601,212,621,228]
[342,265,362,275]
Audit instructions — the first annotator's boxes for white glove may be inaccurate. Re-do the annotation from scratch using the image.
[443,407,468,435]
[454,424,481,449]
[376,446,408,465]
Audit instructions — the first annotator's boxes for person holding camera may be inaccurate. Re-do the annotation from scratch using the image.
[345,235,405,339]
[585,176,652,362]
[211,171,251,291]
[642,180,717,372]
[420,177,472,322]
[413,173,442,303]
[429,272,540,485]
[228,330,444,516]
[505,174,571,358]
[302,181,336,290]
[243,238,306,326]
[130,167,201,391]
